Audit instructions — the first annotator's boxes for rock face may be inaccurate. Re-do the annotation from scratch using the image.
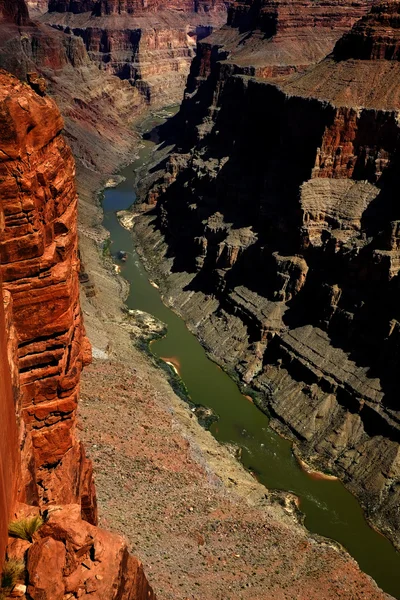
[133,0,400,549]
[0,0,30,24]
[48,0,226,13]
[26,0,49,15]
[0,66,155,597]
[41,0,227,107]
[0,5,144,189]
[0,284,19,570]
[0,68,95,516]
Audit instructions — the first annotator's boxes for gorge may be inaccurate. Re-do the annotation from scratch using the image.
[1,0,400,598]
[132,0,400,561]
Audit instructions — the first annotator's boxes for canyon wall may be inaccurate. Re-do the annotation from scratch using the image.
[0,282,19,571]
[48,0,227,14]
[133,0,400,549]
[41,0,227,108]
[0,10,144,193]
[0,0,30,24]
[0,67,156,599]
[0,70,94,512]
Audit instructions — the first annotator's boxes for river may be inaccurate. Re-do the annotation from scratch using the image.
[102,107,400,599]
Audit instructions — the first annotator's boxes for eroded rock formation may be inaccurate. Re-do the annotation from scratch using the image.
[0,283,19,573]
[41,0,227,107]
[0,66,155,598]
[0,70,94,512]
[132,0,400,549]
[0,4,144,191]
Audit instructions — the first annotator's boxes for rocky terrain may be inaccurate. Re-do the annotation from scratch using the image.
[40,0,227,108]
[1,0,399,598]
[0,0,144,194]
[0,62,155,598]
[129,0,400,552]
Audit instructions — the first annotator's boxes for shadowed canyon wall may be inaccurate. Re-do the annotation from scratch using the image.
[133,0,400,550]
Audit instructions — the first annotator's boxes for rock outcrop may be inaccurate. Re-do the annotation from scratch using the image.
[26,0,49,16]
[0,70,94,513]
[0,66,155,598]
[0,3,144,190]
[0,0,30,24]
[132,0,400,550]
[41,0,227,107]
[0,283,19,573]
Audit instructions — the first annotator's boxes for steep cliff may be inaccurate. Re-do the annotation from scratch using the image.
[0,68,156,598]
[0,70,94,512]
[41,0,227,107]
[48,0,226,13]
[131,0,400,550]
[0,5,144,192]
[0,283,19,573]
[0,0,30,24]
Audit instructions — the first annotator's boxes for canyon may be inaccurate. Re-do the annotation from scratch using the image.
[131,0,400,556]
[41,0,227,108]
[1,0,400,598]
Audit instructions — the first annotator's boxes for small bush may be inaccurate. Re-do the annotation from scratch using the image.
[8,515,43,542]
[1,558,24,589]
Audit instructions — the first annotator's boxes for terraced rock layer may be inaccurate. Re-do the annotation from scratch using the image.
[48,0,226,13]
[0,66,156,598]
[0,0,145,204]
[41,0,227,108]
[132,0,400,549]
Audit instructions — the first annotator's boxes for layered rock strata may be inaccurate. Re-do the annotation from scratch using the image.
[42,1,227,107]
[0,68,155,597]
[132,0,400,548]
[0,68,94,516]
[48,0,227,13]
[0,283,19,570]
[0,6,144,184]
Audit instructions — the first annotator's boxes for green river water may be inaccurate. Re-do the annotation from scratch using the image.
[102,108,400,598]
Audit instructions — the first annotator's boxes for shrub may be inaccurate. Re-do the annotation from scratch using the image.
[1,558,24,589]
[8,515,43,542]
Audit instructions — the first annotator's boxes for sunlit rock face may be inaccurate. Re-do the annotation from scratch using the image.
[0,70,95,515]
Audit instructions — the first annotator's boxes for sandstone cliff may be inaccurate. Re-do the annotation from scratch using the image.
[132,0,400,550]
[0,68,155,598]
[0,283,19,574]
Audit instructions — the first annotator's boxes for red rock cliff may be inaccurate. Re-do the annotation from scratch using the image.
[0,282,19,571]
[0,71,95,518]
[0,68,156,599]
